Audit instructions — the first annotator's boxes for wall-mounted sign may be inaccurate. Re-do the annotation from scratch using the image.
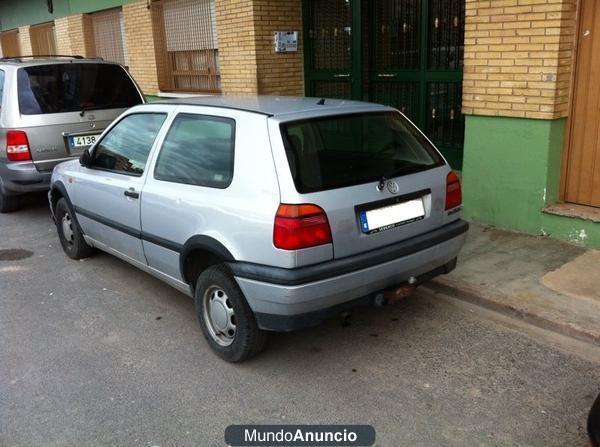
[274,31,298,53]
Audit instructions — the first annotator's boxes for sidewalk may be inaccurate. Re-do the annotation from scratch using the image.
[426,222,600,345]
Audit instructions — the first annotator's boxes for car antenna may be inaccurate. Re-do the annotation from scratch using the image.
[317,98,325,105]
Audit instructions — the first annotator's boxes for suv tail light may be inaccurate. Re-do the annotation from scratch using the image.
[6,130,32,162]
[445,171,462,210]
[273,204,332,250]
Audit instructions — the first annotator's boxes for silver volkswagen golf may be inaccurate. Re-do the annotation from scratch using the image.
[49,96,468,362]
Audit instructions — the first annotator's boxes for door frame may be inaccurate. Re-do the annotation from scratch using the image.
[560,0,586,202]
[302,0,363,98]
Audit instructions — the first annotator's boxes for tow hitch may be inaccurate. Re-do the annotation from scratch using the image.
[373,276,417,306]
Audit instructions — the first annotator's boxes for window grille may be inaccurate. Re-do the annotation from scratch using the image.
[0,30,20,57]
[30,22,57,55]
[153,0,220,93]
[91,8,128,66]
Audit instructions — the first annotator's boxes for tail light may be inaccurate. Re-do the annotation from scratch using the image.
[6,130,32,162]
[445,171,462,210]
[273,204,332,250]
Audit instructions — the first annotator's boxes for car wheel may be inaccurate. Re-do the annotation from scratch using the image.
[55,198,94,260]
[195,265,267,362]
[0,192,21,213]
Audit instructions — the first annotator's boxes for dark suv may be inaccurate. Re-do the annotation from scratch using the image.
[0,56,144,212]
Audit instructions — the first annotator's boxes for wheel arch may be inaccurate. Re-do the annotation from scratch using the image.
[179,235,236,290]
[49,181,67,213]
[50,181,84,233]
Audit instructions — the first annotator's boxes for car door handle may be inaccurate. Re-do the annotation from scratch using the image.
[124,189,139,199]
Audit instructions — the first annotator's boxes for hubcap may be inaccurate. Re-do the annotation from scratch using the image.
[61,213,74,244]
[203,286,236,346]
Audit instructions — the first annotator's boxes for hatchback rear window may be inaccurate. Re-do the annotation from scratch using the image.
[280,112,444,193]
[17,63,142,115]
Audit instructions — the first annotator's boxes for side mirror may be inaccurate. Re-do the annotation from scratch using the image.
[79,148,92,167]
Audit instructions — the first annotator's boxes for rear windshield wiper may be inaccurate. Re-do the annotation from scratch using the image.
[80,103,131,117]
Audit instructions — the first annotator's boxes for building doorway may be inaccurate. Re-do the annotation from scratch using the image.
[563,0,600,208]
[303,0,465,168]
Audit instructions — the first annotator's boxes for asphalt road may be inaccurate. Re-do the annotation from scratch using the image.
[1,195,600,447]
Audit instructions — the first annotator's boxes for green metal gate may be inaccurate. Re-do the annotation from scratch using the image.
[303,0,465,169]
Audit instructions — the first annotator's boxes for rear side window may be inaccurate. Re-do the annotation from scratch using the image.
[281,112,444,193]
[0,70,4,107]
[154,113,235,189]
[91,113,166,176]
[17,63,142,115]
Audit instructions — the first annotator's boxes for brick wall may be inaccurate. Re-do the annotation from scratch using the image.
[215,0,259,95]
[123,1,162,95]
[54,14,94,57]
[215,0,304,96]
[54,17,71,54]
[17,26,32,56]
[40,0,305,97]
[253,0,304,96]
[462,0,577,119]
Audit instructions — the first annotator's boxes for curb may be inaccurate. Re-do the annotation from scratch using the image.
[423,278,600,347]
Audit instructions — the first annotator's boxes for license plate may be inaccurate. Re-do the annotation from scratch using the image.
[359,198,425,234]
[69,134,99,148]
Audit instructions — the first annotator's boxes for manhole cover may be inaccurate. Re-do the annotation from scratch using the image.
[0,249,33,261]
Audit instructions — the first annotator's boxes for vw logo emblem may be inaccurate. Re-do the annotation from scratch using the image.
[387,181,399,194]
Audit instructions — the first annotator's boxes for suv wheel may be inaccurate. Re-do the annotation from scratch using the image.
[195,265,267,362]
[55,198,94,260]
[0,192,21,213]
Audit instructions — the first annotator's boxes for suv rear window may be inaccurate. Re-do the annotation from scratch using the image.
[280,112,444,193]
[17,63,142,115]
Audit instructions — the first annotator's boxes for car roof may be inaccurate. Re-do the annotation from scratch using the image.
[154,95,389,117]
[0,56,116,67]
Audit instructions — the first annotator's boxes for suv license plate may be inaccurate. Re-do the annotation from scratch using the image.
[359,198,425,234]
[70,134,99,148]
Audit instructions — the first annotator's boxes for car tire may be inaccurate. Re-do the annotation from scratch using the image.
[0,192,21,213]
[195,265,267,362]
[55,198,94,260]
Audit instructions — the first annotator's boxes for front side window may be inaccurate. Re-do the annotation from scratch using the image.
[91,113,166,176]
[17,63,142,115]
[281,112,444,193]
[154,113,235,188]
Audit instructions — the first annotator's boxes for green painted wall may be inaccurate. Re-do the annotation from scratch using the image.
[462,115,600,248]
[462,116,562,234]
[0,0,70,31]
[70,0,139,15]
[541,213,600,247]
[0,0,139,31]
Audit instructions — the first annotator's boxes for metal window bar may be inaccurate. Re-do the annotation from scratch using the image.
[0,30,20,57]
[428,0,464,70]
[426,81,464,148]
[152,0,220,93]
[373,0,419,70]
[309,0,352,71]
[91,8,128,66]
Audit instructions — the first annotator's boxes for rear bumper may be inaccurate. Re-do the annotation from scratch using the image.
[0,161,51,195]
[230,219,469,331]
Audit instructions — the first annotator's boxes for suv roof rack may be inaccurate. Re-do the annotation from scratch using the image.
[0,55,104,62]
